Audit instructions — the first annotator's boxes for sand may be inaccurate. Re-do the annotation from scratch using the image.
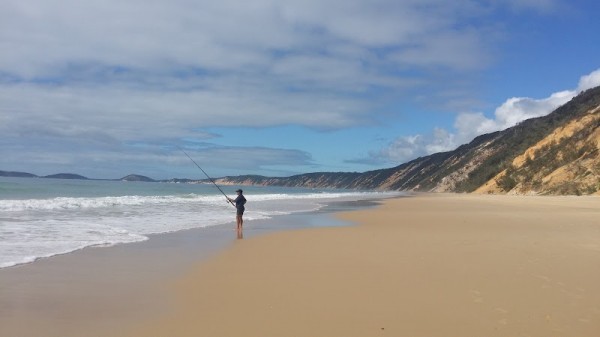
[2,194,599,337]
[127,194,600,337]
[0,207,350,337]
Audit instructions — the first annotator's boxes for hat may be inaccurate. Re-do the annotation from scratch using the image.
[236,189,243,193]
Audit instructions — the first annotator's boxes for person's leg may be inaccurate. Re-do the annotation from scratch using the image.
[236,214,243,239]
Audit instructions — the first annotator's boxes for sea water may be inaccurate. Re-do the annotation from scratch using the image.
[0,177,402,268]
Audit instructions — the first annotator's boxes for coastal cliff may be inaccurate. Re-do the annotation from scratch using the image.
[218,86,600,195]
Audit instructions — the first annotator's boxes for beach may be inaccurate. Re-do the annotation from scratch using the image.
[127,194,600,337]
[2,193,600,336]
[0,200,363,337]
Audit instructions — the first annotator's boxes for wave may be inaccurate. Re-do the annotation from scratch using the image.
[0,191,399,212]
[0,189,402,269]
[0,194,219,212]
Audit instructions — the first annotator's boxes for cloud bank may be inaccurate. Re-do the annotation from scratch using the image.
[0,0,568,177]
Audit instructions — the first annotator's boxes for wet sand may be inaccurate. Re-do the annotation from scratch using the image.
[127,194,600,337]
[0,209,351,337]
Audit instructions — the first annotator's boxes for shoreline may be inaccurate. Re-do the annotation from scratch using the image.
[0,197,383,337]
[3,193,599,336]
[127,193,600,337]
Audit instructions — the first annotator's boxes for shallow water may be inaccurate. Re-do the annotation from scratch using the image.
[0,177,403,268]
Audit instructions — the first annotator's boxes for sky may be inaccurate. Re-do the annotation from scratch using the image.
[1,0,600,180]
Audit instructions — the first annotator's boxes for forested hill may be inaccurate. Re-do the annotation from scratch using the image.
[217,86,600,196]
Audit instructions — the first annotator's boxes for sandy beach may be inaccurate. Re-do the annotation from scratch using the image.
[0,205,352,337]
[127,194,600,337]
[2,194,599,337]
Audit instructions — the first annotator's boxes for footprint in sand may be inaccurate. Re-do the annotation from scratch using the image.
[470,290,484,303]
[495,307,509,325]
[495,307,508,314]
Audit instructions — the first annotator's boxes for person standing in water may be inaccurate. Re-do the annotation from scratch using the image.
[227,189,246,237]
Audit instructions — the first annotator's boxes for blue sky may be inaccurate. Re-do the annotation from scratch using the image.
[1,0,599,180]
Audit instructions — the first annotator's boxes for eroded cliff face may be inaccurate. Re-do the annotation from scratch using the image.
[218,87,600,196]
[429,140,501,193]
[476,105,600,195]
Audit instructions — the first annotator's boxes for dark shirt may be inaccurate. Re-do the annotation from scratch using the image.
[234,195,246,210]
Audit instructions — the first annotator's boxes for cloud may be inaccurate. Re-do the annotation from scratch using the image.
[2,137,315,179]
[452,69,600,144]
[0,0,577,176]
[0,0,545,138]
[451,89,577,145]
[162,145,315,179]
[491,91,575,127]
[578,69,600,92]
[357,128,455,165]
[371,135,425,164]
[369,68,600,165]
[0,1,510,107]
[389,29,491,71]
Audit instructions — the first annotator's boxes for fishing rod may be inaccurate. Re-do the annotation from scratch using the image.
[178,147,235,207]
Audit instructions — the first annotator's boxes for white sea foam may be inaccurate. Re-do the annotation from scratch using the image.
[0,194,219,212]
[0,191,379,212]
[0,184,403,269]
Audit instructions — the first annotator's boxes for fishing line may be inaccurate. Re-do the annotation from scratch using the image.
[178,147,235,207]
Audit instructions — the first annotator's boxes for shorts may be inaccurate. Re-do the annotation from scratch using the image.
[237,207,245,216]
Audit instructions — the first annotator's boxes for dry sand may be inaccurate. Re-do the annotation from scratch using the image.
[128,194,600,337]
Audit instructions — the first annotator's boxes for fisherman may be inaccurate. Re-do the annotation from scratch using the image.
[178,148,247,236]
[227,189,246,235]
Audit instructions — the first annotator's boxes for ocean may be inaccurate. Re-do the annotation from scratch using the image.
[0,177,402,269]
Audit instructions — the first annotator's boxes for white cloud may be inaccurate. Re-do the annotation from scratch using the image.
[0,0,580,176]
[578,69,600,92]
[390,29,491,71]
[0,4,499,143]
[493,90,575,128]
[369,135,424,164]
[365,127,458,164]
[0,0,478,77]
[439,68,600,149]
[448,89,578,145]
[0,0,506,142]
[426,128,457,154]
[372,68,600,165]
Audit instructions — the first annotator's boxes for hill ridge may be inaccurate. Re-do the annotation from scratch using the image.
[219,86,600,195]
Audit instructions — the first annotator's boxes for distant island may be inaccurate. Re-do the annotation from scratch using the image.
[0,170,38,178]
[120,174,156,182]
[44,173,89,180]
[0,171,157,183]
